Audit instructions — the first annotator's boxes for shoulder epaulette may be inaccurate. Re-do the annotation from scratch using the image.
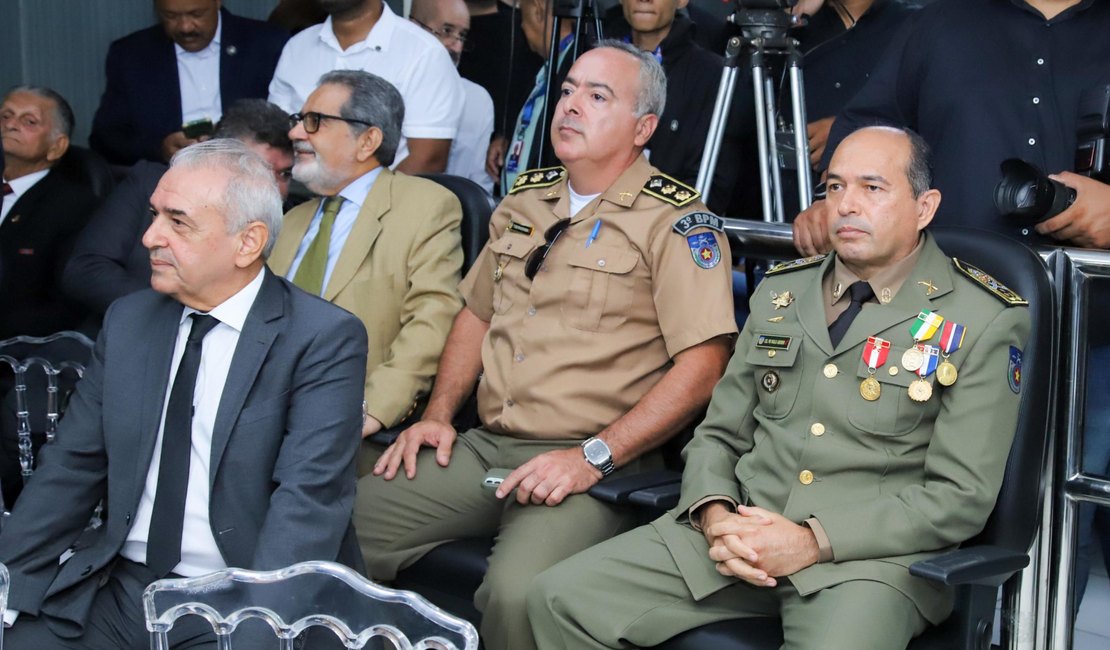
[643,173,700,207]
[765,254,827,276]
[509,166,565,194]
[952,258,1027,306]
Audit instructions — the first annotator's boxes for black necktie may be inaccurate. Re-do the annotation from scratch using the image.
[828,281,875,347]
[146,313,220,576]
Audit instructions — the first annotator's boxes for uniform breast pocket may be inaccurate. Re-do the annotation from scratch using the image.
[487,234,538,315]
[849,345,928,436]
[561,245,639,332]
[745,331,804,419]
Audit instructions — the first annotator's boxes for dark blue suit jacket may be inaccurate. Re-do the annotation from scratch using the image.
[90,9,289,165]
[0,269,368,634]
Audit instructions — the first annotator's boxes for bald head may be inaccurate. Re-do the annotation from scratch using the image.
[411,0,471,66]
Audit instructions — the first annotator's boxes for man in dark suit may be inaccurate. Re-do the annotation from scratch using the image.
[0,86,100,340]
[90,0,289,166]
[0,139,368,648]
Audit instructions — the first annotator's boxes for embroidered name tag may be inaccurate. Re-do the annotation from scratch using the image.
[756,334,792,350]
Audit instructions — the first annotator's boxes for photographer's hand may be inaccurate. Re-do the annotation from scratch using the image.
[1036,172,1110,249]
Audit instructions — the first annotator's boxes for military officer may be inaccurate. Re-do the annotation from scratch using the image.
[528,125,1032,649]
[353,41,737,650]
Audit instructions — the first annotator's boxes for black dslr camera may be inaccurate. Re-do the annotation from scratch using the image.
[995,84,1110,223]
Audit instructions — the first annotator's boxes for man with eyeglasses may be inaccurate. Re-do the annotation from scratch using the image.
[63,99,297,322]
[355,41,736,650]
[411,0,495,194]
[269,70,465,445]
[268,0,464,174]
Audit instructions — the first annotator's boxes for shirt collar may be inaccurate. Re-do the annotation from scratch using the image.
[1009,0,1094,21]
[336,166,383,209]
[321,2,397,54]
[180,266,264,333]
[4,168,50,196]
[173,11,222,58]
[828,234,925,306]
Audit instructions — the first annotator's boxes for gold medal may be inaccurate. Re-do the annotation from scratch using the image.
[937,360,958,386]
[860,376,881,401]
[908,378,933,402]
[901,347,924,372]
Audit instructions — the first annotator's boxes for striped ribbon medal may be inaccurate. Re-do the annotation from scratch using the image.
[860,336,890,401]
[903,311,945,371]
[909,344,940,402]
[936,320,966,386]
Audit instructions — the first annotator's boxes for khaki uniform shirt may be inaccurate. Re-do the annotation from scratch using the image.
[460,156,737,440]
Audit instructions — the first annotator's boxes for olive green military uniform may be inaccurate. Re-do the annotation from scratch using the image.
[354,156,737,650]
[529,232,1031,649]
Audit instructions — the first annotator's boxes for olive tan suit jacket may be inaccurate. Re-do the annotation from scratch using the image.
[268,170,464,427]
[661,233,1030,624]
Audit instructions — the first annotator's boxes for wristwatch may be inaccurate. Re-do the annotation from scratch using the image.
[581,437,616,477]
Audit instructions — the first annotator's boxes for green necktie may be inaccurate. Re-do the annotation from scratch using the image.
[293,196,343,296]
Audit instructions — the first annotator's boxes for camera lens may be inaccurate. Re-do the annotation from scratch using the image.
[994,158,1077,223]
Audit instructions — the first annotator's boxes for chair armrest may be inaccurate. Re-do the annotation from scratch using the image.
[368,426,405,447]
[628,482,682,509]
[908,545,1030,587]
[588,470,682,505]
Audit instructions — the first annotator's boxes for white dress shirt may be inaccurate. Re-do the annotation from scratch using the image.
[285,167,383,293]
[177,13,223,126]
[120,268,265,577]
[447,78,495,194]
[0,169,50,226]
[267,3,463,167]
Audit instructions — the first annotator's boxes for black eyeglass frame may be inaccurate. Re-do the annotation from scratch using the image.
[289,111,373,134]
[409,17,471,49]
[524,219,571,280]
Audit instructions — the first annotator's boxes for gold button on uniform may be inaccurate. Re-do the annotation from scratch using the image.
[888,366,899,376]
[822,363,837,378]
[810,423,825,436]
[799,470,814,485]
[767,350,777,358]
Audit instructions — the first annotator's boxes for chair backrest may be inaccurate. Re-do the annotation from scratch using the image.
[55,145,116,201]
[419,174,495,275]
[0,331,95,491]
[930,227,1056,554]
[144,560,480,650]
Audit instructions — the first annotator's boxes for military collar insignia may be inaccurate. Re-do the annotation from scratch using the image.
[643,173,700,207]
[765,254,827,276]
[952,258,1027,306]
[509,166,566,195]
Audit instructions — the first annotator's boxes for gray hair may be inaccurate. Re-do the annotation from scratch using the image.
[6,85,75,138]
[317,69,405,167]
[592,39,667,118]
[170,139,283,258]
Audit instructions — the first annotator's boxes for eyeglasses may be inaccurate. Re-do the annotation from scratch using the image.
[289,111,373,134]
[410,17,471,49]
[524,219,570,280]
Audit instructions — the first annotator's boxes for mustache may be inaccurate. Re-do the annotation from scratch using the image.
[150,249,176,265]
[556,117,583,134]
[832,216,873,234]
[293,142,316,155]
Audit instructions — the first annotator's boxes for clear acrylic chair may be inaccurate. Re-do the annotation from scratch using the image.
[143,560,480,650]
[1,561,9,649]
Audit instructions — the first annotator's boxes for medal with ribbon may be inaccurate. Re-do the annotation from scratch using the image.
[903,310,945,371]
[936,320,966,386]
[860,336,890,401]
[908,344,940,402]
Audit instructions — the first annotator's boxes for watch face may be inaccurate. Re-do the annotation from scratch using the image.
[583,439,610,464]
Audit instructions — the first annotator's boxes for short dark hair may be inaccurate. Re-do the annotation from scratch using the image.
[7,85,75,138]
[215,99,293,154]
[317,69,404,167]
[903,127,933,198]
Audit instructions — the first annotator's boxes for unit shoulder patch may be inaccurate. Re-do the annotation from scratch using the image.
[952,258,1027,306]
[765,255,827,276]
[643,173,700,207]
[672,211,724,235]
[509,166,566,194]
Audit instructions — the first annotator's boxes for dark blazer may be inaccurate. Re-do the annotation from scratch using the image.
[0,270,368,634]
[62,161,167,316]
[0,168,100,339]
[89,9,289,165]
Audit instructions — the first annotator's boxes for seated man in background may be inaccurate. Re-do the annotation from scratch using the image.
[268,70,464,441]
[529,126,1031,648]
[356,42,736,650]
[1,85,100,340]
[411,0,495,194]
[64,99,295,319]
[268,0,464,174]
[0,139,368,647]
[90,0,289,166]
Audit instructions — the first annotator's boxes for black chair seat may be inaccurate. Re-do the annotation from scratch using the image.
[393,538,492,625]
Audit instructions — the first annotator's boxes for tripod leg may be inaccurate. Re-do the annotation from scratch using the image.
[695,68,739,202]
[752,58,776,223]
[763,74,786,223]
[788,54,813,212]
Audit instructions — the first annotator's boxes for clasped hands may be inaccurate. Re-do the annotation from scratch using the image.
[699,502,821,588]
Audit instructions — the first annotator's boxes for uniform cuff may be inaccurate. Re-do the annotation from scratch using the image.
[689,496,738,531]
[804,517,834,563]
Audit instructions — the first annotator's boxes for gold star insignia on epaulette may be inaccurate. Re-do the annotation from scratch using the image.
[642,173,699,207]
[509,166,566,195]
[952,258,1027,306]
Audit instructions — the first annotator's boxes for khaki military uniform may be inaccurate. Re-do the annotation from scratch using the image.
[530,232,1031,649]
[355,155,737,650]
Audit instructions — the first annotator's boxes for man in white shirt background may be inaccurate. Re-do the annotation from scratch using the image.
[268,0,465,174]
